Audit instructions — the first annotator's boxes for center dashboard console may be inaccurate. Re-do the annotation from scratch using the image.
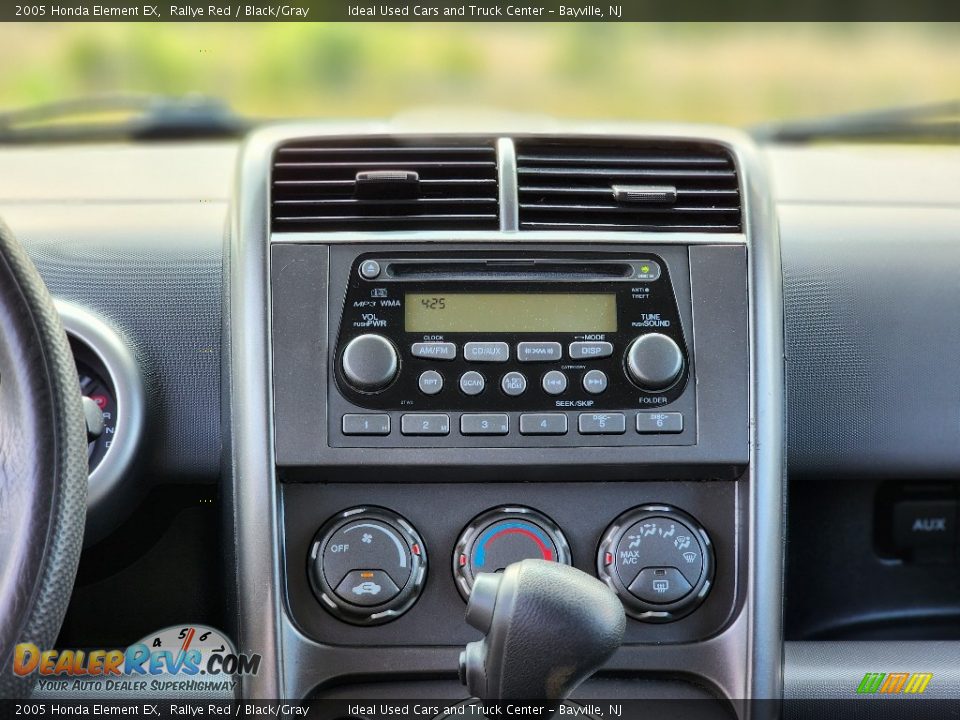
[225,125,784,706]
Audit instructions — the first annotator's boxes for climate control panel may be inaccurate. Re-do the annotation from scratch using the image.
[307,503,713,628]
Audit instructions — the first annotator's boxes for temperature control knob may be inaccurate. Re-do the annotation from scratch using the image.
[453,507,571,601]
[597,505,713,622]
[625,333,684,391]
[340,333,399,392]
[309,507,427,625]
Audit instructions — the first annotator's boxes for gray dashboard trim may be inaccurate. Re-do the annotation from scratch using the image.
[55,299,146,545]
[229,123,784,703]
[785,640,960,700]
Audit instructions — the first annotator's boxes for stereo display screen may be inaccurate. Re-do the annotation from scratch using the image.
[404,293,617,333]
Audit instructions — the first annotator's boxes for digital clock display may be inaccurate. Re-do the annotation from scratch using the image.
[404,293,617,333]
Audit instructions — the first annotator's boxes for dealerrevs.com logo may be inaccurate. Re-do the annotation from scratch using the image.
[13,625,259,695]
[857,672,933,695]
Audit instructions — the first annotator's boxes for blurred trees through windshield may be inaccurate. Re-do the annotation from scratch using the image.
[1,23,957,125]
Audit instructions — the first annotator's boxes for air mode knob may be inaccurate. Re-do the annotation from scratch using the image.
[625,333,684,391]
[340,333,399,392]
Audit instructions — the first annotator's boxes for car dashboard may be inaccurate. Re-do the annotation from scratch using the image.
[1,121,958,709]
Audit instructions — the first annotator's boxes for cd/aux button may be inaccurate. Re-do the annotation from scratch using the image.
[464,342,509,363]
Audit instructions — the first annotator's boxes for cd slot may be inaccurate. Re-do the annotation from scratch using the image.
[385,259,635,281]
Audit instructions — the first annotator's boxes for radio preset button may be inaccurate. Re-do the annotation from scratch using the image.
[464,342,510,363]
[517,341,562,363]
[568,341,614,360]
[459,371,486,396]
[411,342,457,360]
[520,413,568,435]
[541,370,568,395]
[418,370,444,395]
[582,369,608,395]
[578,413,626,435]
[637,412,684,434]
[342,414,391,436]
[501,372,527,396]
[401,414,451,436]
[461,413,509,436]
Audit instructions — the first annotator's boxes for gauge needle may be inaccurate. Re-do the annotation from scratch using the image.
[81,396,105,440]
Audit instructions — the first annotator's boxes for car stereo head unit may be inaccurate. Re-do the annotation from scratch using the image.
[327,250,696,447]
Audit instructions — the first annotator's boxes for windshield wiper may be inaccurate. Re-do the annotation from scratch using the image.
[751,100,959,144]
[0,93,253,144]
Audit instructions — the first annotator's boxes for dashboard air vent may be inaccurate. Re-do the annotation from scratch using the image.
[516,140,741,232]
[271,139,499,232]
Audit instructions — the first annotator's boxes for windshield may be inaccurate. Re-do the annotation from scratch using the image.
[0,22,956,127]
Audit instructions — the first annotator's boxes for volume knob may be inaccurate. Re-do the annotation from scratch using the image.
[625,333,684,391]
[340,333,399,392]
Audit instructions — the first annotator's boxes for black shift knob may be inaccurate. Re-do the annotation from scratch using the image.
[459,559,626,701]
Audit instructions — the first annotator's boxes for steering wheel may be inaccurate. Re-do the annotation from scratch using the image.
[0,220,88,696]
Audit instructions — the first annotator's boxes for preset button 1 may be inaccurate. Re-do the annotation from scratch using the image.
[342,414,391,436]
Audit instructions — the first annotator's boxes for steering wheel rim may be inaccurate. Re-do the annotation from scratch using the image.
[0,219,87,697]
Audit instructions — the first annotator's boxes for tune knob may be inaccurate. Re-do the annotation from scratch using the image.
[340,333,399,392]
[625,333,684,391]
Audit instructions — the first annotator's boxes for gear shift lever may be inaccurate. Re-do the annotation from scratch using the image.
[459,559,625,702]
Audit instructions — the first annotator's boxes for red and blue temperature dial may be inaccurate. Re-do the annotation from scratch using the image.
[453,507,571,600]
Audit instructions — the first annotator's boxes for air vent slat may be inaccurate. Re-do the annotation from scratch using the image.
[271,138,498,232]
[519,204,740,215]
[516,153,731,166]
[516,140,741,233]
